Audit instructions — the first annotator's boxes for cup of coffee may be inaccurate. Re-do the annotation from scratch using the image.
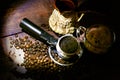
[56,34,82,60]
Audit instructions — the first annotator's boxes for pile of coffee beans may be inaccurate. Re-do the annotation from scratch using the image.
[9,34,72,73]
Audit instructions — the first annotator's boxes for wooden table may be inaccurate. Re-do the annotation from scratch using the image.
[0,0,120,80]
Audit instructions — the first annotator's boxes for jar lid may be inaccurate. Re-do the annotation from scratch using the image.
[85,24,115,48]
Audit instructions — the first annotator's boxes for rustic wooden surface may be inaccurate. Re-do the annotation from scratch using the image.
[0,0,58,80]
[0,0,120,80]
[0,0,49,65]
[1,0,54,37]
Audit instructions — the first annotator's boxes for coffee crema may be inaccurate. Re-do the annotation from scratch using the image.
[59,36,79,53]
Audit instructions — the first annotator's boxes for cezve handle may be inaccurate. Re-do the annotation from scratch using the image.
[19,18,57,46]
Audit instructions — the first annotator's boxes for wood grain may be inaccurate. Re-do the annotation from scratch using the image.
[1,0,54,37]
[0,0,56,74]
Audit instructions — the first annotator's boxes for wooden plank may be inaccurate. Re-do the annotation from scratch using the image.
[1,0,54,37]
[0,0,57,74]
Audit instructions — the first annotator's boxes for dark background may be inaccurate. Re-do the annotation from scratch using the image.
[0,0,120,80]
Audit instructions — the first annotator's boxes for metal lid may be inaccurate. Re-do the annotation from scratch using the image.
[85,24,115,48]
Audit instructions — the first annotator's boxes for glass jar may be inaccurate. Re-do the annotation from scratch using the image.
[76,24,116,54]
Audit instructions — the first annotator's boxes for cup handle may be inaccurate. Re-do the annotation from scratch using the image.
[76,26,86,42]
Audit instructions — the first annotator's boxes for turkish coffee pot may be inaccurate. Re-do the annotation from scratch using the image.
[49,0,85,34]
[76,24,116,54]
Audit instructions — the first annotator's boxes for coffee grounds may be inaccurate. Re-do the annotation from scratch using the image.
[59,36,78,53]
